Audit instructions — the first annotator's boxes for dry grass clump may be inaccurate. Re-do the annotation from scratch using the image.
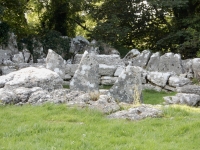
[89,91,100,101]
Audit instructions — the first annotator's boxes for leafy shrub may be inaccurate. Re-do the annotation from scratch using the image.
[42,30,71,60]
[0,22,9,47]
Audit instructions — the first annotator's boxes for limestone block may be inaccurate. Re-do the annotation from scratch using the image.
[146,52,160,71]
[99,64,116,76]
[192,58,200,80]
[70,51,99,92]
[142,84,162,92]
[107,105,162,121]
[100,76,118,85]
[46,49,67,79]
[114,66,125,77]
[168,76,191,87]
[176,85,200,95]
[3,67,63,91]
[131,50,152,68]
[147,71,171,87]
[109,66,143,103]
[158,52,183,74]
[164,93,200,106]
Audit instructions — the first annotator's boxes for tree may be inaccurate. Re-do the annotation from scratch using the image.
[90,0,200,58]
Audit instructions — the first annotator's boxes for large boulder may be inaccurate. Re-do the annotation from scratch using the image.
[147,71,171,87]
[66,92,120,114]
[123,49,140,65]
[107,105,162,121]
[12,52,24,63]
[146,52,160,71]
[109,66,143,103]
[192,58,200,80]
[176,85,200,95]
[0,50,12,63]
[70,36,90,54]
[168,76,191,87]
[158,52,183,74]
[46,49,67,79]
[131,50,152,68]
[164,93,200,106]
[0,67,63,91]
[70,51,99,92]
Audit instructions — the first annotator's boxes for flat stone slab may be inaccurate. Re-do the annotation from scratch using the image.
[107,105,162,121]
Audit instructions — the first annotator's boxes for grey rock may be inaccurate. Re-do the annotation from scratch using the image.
[70,36,89,54]
[0,88,18,104]
[0,50,12,63]
[146,52,160,71]
[0,66,17,75]
[12,52,24,63]
[114,66,125,77]
[66,92,120,114]
[65,64,79,76]
[49,89,71,103]
[14,87,42,103]
[142,84,162,92]
[123,49,140,60]
[28,90,51,104]
[99,64,116,76]
[192,58,200,80]
[100,76,118,85]
[3,67,63,91]
[163,85,177,92]
[147,71,171,87]
[96,54,124,66]
[107,105,162,121]
[109,66,143,103]
[70,51,99,92]
[177,85,200,95]
[164,93,200,106]
[46,49,67,79]
[6,32,18,53]
[89,95,120,114]
[131,50,152,68]
[168,76,191,87]
[158,52,183,74]
[74,54,124,66]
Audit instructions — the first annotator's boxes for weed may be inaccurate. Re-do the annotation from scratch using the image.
[192,78,200,85]
[89,91,100,101]
[133,84,142,106]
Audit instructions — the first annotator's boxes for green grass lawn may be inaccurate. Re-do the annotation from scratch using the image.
[1,90,200,150]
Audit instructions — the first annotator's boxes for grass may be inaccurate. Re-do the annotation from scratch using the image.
[0,103,200,150]
[1,90,199,150]
[143,89,176,105]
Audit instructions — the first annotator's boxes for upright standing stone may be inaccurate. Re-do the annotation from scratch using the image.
[131,50,152,68]
[146,52,160,71]
[46,49,67,79]
[109,66,142,103]
[70,51,99,92]
[158,52,183,74]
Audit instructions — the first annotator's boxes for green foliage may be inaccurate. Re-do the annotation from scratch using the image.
[191,78,200,85]
[143,89,176,105]
[42,30,70,60]
[1,104,200,149]
[0,22,9,46]
[90,0,200,58]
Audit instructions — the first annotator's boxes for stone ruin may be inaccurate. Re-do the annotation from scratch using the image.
[1,35,200,120]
